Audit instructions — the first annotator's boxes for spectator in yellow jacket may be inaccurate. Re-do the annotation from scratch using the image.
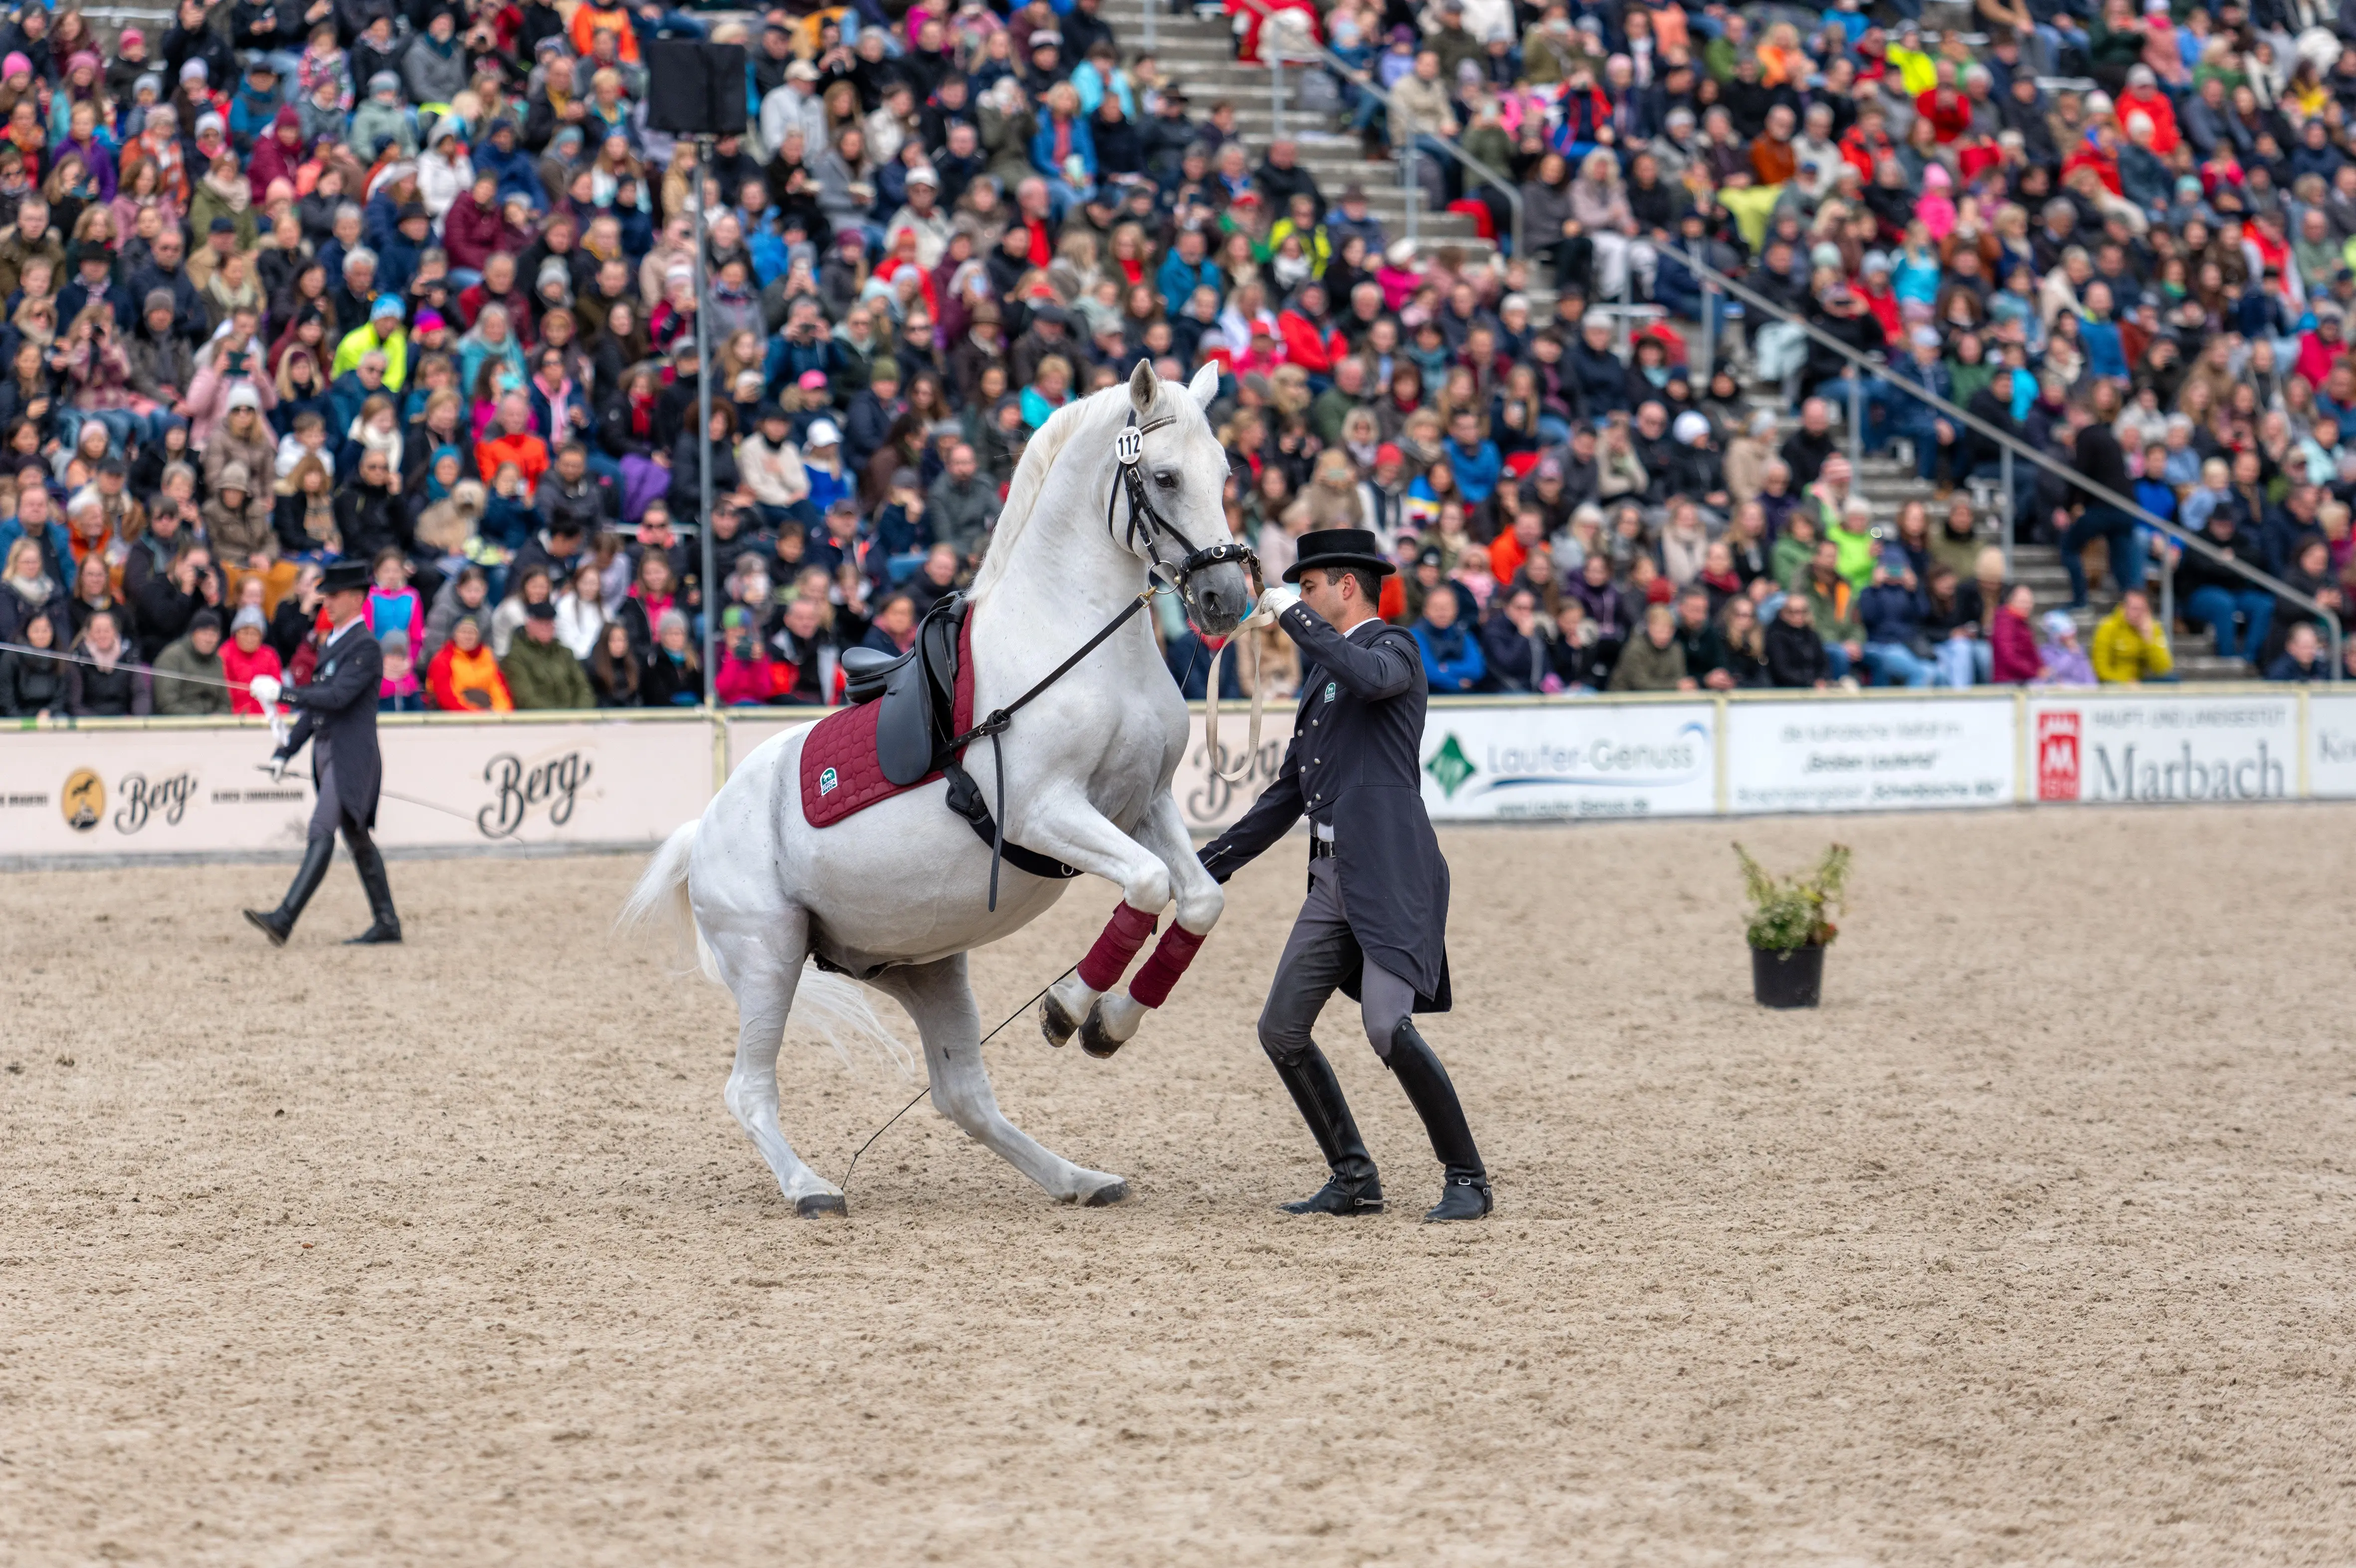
[2090,589,2175,682]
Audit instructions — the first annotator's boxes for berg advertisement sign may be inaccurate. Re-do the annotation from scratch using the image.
[2027,694,2294,803]
[1418,703,1715,820]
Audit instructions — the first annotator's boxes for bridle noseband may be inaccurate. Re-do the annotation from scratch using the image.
[1109,407,1259,620]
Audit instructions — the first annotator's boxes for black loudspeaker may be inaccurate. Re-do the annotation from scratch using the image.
[646,40,748,137]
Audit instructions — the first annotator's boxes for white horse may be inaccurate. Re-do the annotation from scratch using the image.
[623,362,1255,1214]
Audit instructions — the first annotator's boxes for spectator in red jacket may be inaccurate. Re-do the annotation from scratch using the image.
[442,170,524,284]
[220,603,285,714]
[1276,280,1346,374]
[1991,582,2044,683]
[476,392,551,499]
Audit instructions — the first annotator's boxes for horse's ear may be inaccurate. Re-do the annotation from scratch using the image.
[1128,358,1158,416]
[1187,360,1219,410]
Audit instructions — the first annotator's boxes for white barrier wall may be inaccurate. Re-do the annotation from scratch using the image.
[1,714,713,856]
[2310,693,2356,798]
[1416,701,1715,820]
[1723,698,2017,814]
[2026,693,2296,803]
[13,687,2356,861]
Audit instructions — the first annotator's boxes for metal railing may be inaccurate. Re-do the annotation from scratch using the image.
[1225,0,1523,263]
[1687,248,2342,681]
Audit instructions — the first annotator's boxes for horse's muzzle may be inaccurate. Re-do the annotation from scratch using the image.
[1186,560,1252,637]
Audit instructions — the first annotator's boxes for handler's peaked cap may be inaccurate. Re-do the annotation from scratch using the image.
[1284,527,1395,584]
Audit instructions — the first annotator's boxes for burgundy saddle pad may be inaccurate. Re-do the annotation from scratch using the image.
[799,609,976,828]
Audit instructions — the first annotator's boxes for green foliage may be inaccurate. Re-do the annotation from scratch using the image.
[1733,842,1851,953]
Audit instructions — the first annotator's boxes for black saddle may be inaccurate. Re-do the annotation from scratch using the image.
[843,593,970,787]
[841,590,1078,890]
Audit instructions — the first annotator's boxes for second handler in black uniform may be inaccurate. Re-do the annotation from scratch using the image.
[1198,529,1491,1221]
[242,557,403,946]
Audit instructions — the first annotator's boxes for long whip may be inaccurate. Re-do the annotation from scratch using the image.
[0,637,264,693]
[838,964,1078,1199]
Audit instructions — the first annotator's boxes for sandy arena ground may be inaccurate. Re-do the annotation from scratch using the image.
[4,807,2355,1566]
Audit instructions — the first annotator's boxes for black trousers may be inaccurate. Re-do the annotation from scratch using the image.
[1256,857,1417,1064]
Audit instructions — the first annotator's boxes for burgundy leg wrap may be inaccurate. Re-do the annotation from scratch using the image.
[1077,902,1159,991]
[1126,924,1207,1009]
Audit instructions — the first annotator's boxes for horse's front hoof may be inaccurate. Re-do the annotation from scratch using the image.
[794,1192,848,1218]
[1081,1179,1130,1207]
[1040,992,1080,1047]
[1078,1002,1125,1059]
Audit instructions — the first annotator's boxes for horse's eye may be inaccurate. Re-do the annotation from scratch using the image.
[1155,471,1179,490]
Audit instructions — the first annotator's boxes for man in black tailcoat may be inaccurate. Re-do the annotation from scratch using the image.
[242,557,402,946]
[1197,529,1491,1222]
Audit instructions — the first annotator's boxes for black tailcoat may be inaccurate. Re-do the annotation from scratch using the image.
[283,622,385,830]
[1199,603,1452,1011]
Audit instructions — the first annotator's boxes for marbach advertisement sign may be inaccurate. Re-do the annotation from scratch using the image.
[1418,702,1715,821]
[1722,698,2015,814]
[2027,694,2295,804]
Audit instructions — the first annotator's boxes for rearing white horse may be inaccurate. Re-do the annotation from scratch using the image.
[623,362,1254,1213]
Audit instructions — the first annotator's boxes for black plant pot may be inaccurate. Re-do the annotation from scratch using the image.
[1751,943,1825,1008]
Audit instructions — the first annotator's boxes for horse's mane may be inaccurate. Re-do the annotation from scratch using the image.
[971,382,1138,600]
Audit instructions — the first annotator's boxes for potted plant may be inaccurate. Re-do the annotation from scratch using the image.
[1734,842,1850,1009]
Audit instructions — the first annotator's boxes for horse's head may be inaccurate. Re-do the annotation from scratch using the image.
[1122,359,1254,638]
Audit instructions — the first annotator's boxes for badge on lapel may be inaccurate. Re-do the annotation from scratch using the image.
[1324,681,1338,703]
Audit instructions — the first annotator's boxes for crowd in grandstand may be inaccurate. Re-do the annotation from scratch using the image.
[2,0,2355,721]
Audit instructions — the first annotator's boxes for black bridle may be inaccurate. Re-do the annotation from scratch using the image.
[1108,407,1259,619]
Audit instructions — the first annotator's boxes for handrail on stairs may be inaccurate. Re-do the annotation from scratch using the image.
[1214,0,1524,266]
[1687,247,2342,683]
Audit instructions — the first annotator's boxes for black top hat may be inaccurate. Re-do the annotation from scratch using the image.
[320,558,373,594]
[1283,527,1395,584]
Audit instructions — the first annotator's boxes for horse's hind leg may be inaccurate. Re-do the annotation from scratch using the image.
[871,955,1129,1207]
[706,906,845,1216]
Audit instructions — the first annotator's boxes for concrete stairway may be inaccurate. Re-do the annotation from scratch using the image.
[1846,455,2251,681]
[1094,0,1499,266]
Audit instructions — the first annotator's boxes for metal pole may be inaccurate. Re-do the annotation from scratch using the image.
[694,135,716,699]
[2160,541,2174,648]
[1999,446,2014,578]
[1271,56,1283,138]
[1693,243,1714,385]
[1846,373,1862,471]
[1143,0,1155,53]
[1402,133,1416,246]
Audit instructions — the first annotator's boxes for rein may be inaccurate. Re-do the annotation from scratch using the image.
[1103,407,1267,787]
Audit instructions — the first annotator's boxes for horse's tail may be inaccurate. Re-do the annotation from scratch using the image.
[619,819,720,980]
[790,967,916,1076]
[621,817,914,1073]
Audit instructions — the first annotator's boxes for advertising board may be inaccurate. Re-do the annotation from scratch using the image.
[2305,692,2356,798]
[0,716,712,856]
[2025,693,2295,804]
[1722,698,2016,814]
[1417,701,1715,821]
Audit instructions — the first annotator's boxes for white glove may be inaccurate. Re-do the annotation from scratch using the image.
[1247,583,1301,628]
[267,753,289,784]
[247,673,282,708]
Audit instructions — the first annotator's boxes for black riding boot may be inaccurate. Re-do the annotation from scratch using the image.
[341,825,402,945]
[243,834,336,947]
[1388,1020,1492,1222]
[1268,1043,1384,1215]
